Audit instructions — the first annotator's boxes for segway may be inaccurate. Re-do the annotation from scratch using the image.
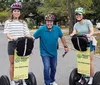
[0,37,37,85]
[0,75,10,85]
[69,34,100,85]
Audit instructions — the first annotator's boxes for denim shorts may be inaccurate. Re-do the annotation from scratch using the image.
[90,41,95,52]
[8,41,16,55]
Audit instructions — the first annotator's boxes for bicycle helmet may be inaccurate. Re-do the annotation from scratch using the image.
[45,14,55,21]
[11,2,22,10]
[75,7,85,14]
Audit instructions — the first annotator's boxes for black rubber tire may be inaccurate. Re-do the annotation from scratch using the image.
[0,75,10,85]
[25,72,37,85]
[69,68,81,85]
[92,71,100,85]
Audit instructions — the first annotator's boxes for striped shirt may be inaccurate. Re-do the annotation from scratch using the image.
[4,19,30,41]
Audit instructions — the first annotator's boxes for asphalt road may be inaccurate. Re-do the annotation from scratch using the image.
[0,29,100,85]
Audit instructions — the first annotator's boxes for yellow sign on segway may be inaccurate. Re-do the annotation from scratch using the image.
[76,48,90,76]
[14,50,29,80]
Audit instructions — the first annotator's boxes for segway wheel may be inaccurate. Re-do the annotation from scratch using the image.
[92,71,100,85]
[25,72,37,85]
[69,68,81,85]
[0,75,10,85]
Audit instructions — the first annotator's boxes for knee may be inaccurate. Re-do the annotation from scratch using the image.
[44,64,50,71]
[90,57,93,62]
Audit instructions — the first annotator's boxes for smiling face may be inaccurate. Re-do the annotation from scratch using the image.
[46,20,53,29]
[75,13,84,21]
[12,9,21,19]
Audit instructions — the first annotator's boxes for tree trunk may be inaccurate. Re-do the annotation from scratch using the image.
[66,0,75,34]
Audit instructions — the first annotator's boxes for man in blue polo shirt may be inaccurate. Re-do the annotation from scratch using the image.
[33,13,68,85]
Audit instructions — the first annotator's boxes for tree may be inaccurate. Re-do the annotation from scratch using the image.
[37,0,68,22]
[21,0,43,28]
[21,0,42,18]
[0,0,15,12]
[68,0,93,33]
[38,0,93,33]
[92,0,100,21]
[0,0,8,11]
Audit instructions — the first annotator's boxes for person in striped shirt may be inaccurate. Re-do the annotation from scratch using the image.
[4,2,30,85]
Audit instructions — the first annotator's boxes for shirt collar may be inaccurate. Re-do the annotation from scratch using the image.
[45,25,55,31]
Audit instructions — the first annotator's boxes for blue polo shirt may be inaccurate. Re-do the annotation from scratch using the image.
[33,25,63,57]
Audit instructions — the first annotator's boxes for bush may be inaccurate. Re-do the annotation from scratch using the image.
[96,38,100,54]
[0,12,9,21]
[94,33,100,54]
[25,18,35,29]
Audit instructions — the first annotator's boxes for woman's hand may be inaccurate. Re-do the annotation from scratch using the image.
[6,34,16,41]
[86,34,91,38]
[10,37,17,41]
[70,29,76,37]
[25,34,31,37]
[64,47,69,53]
[70,33,74,37]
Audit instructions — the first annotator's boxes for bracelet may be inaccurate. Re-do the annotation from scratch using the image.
[64,45,68,48]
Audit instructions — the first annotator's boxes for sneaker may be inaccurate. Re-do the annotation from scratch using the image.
[50,82,58,85]
[88,77,93,85]
[22,79,27,85]
[11,81,16,85]
[78,79,84,84]
[78,78,82,83]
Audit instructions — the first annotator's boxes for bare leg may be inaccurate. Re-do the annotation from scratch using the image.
[87,51,94,84]
[90,51,94,77]
[9,55,14,81]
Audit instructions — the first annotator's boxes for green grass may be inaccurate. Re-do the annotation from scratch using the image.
[0,12,9,17]
[0,12,10,21]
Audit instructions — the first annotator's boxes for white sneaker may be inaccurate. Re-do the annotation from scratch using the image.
[88,77,93,85]
[78,78,84,84]
[78,78,82,83]
[50,82,58,85]
[11,81,16,85]
[22,79,27,85]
